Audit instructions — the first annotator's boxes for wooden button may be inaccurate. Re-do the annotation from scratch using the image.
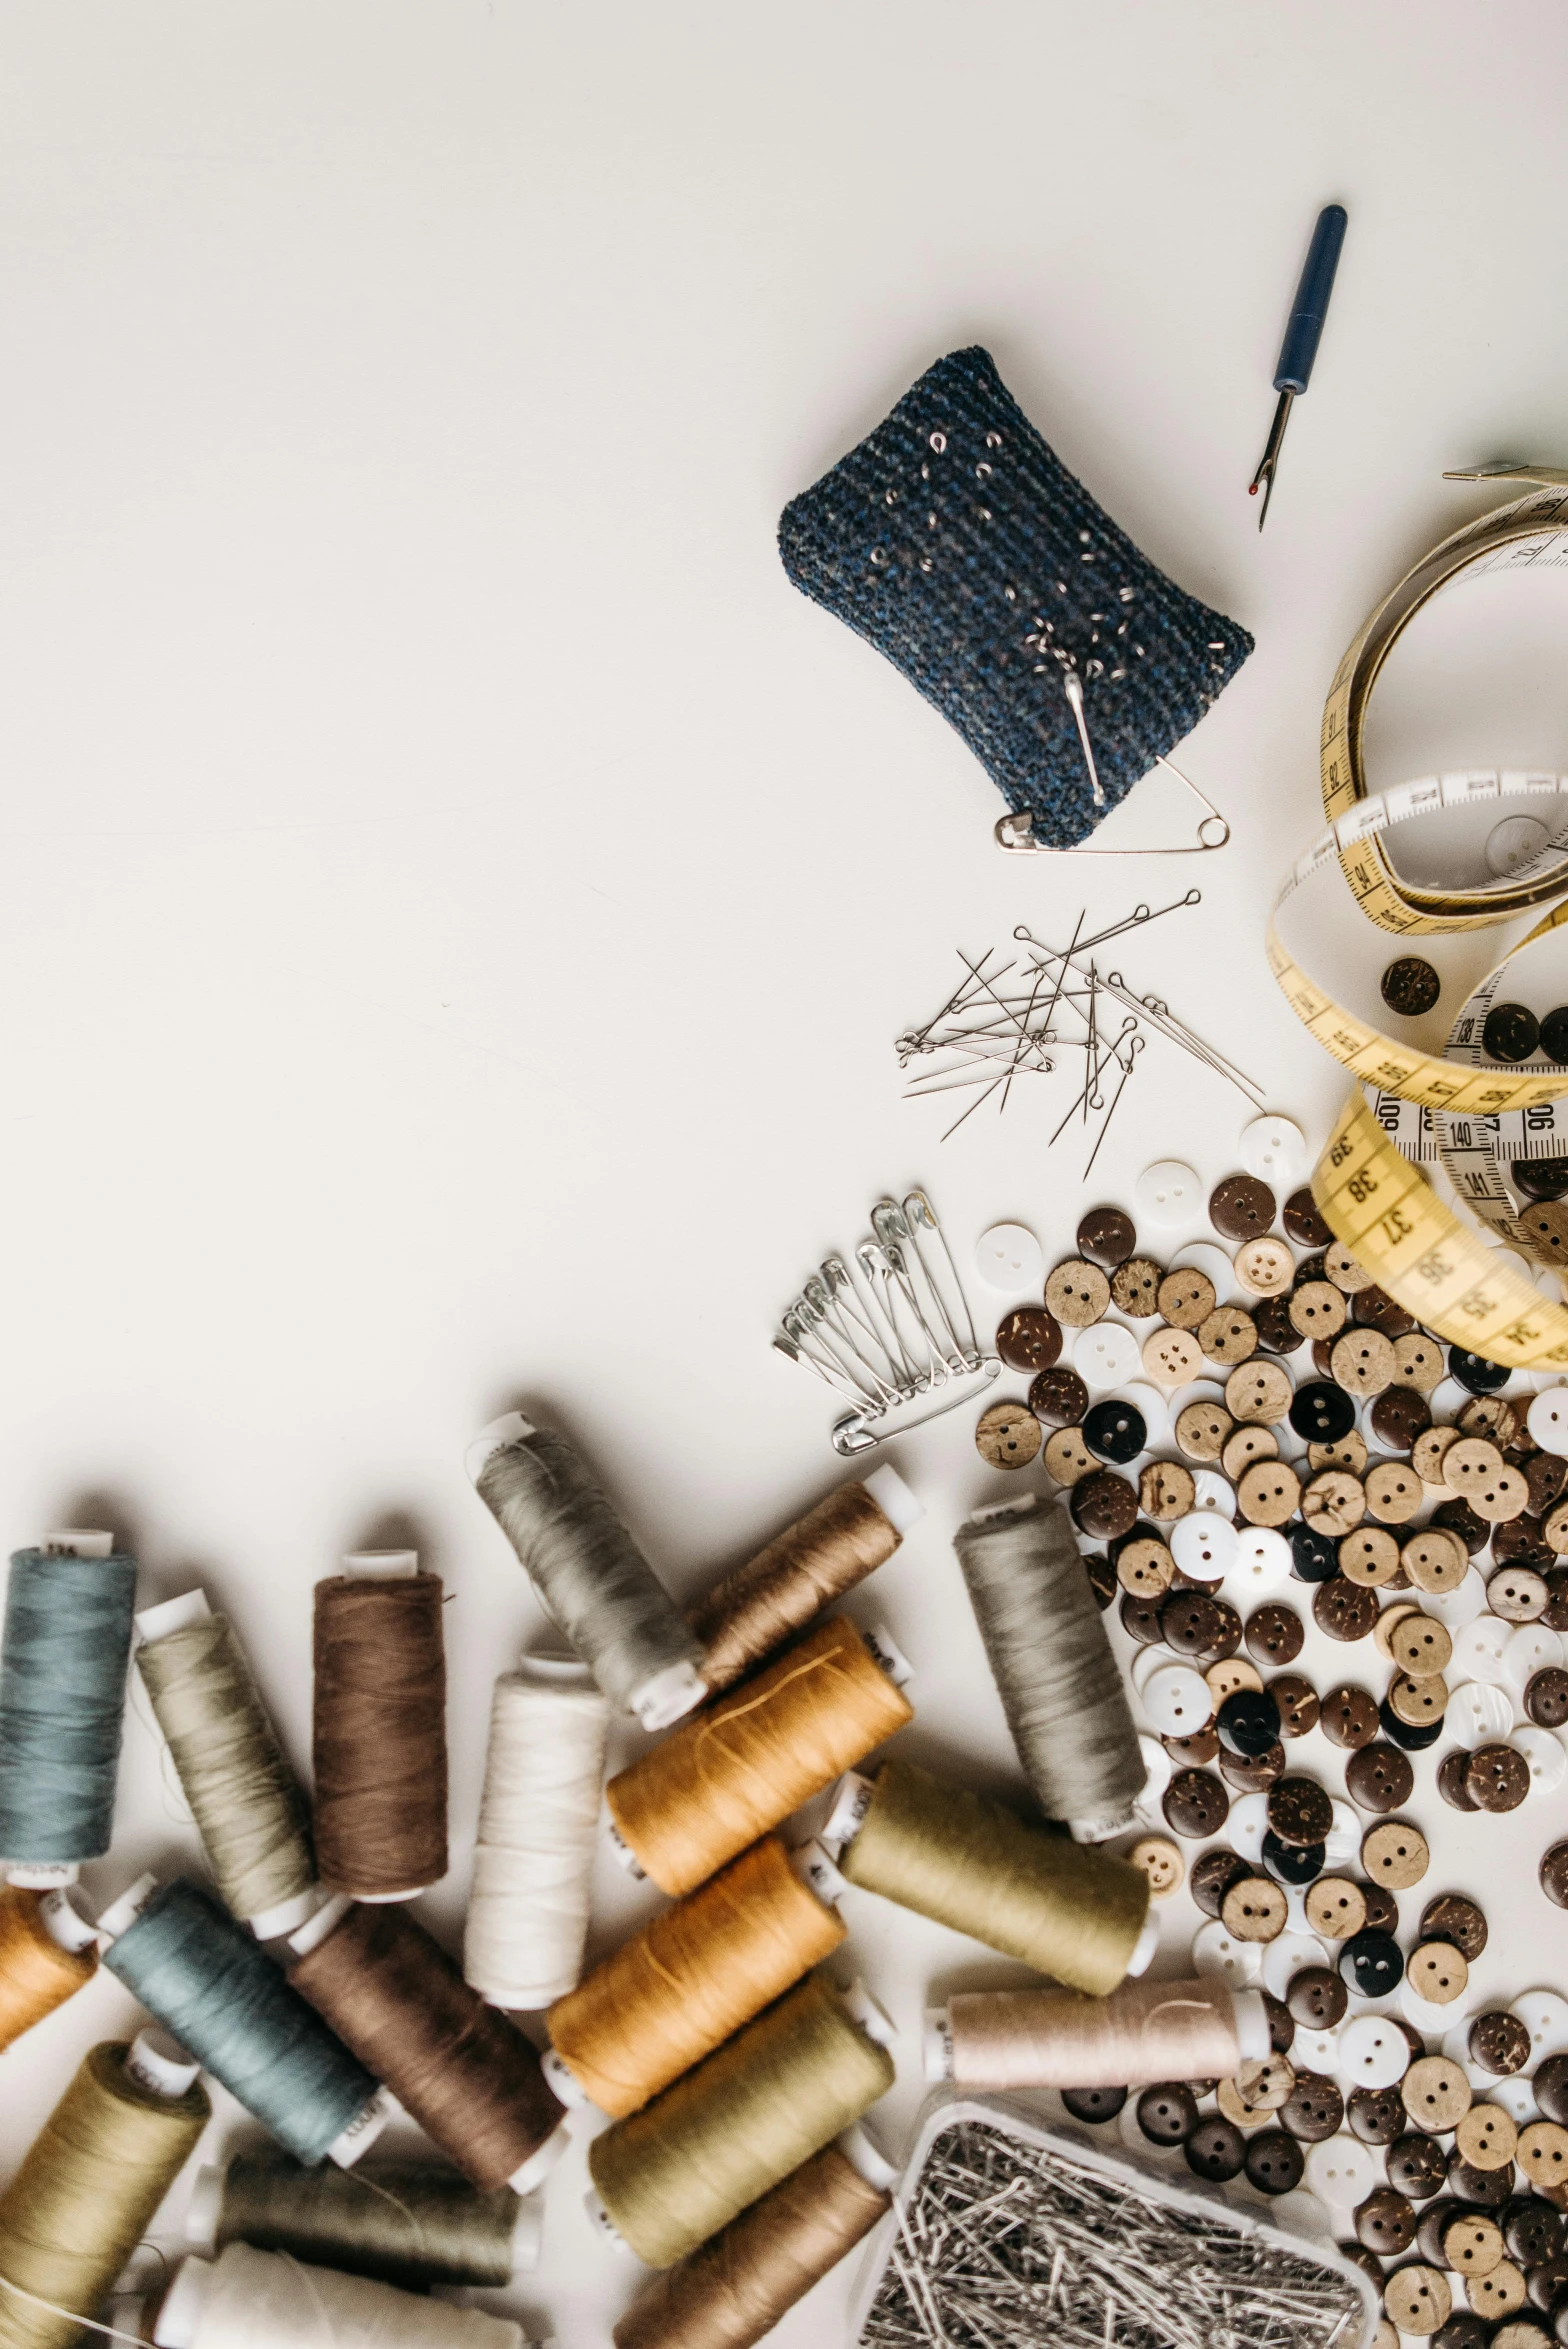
[1489,1566,1549,1621]
[1339,1526,1401,1586]
[1455,2103,1519,2171]
[1235,1237,1294,1295]
[1394,1332,1446,1390]
[1467,1464,1531,1523]
[1222,1424,1279,1479]
[1353,1283,1417,1338]
[1444,1436,1506,1492]
[1420,1892,1489,1959]
[1546,1495,1568,1555]
[1200,1307,1258,1366]
[1347,1739,1415,1811]
[1389,1614,1453,1678]
[1402,2056,1473,2131]
[1070,1470,1138,1538]
[1321,1684,1380,1747]
[1330,1327,1397,1395]
[1237,1460,1301,1527]
[1314,1578,1380,1641]
[1470,2012,1532,2076]
[1389,1673,1448,1729]
[1518,2120,1568,2191]
[1206,1657,1262,1706]
[1267,1774,1334,1846]
[1137,1460,1195,1521]
[1402,1527,1469,1593]
[1252,1295,1303,1356]
[1222,1875,1289,1941]
[1191,1848,1253,1917]
[1370,1384,1434,1451]
[995,1307,1063,1373]
[1284,1188,1333,1246]
[1526,1665,1568,1725]
[1028,1366,1090,1426]
[976,1401,1042,1469]
[1325,1240,1377,1292]
[1142,1325,1203,1387]
[1286,1964,1346,2027]
[1225,1359,1293,1425]
[1210,1174,1276,1241]
[1077,1206,1138,1267]
[1046,1259,1112,1326]
[1406,1939,1469,2004]
[1468,2262,1528,2321]
[1375,1601,1422,1661]
[1109,1256,1163,1316]
[1305,1875,1367,1939]
[1043,1427,1093,1484]
[1529,1453,1568,1516]
[1440,2213,1505,2278]
[1289,1280,1348,1340]
[1457,1392,1520,1446]
[1174,1399,1232,1461]
[1270,1672,1320,1738]
[1126,1834,1183,1898]
[1364,1459,1425,1524]
[1413,1425,1462,1483]
[1220,1738,1285,1793]
[1116,1536,1175,1597]
[1356,2186,1417,2252]
[1163,1766,1230,1837]
[1384,2267,1451,2336]
[1309,1431,1368,1476]
[1466,1744,1530,1812]
[1157,1268,1216,1329]
[1245,1603,1303,1666]
[1302,1470,1365,1536]
[1362,1820,1430,1890]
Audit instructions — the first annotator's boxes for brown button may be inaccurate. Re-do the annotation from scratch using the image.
[1466,1744,1530,1813]
[1110,1256,1163,1316]
[1138,1461,1196,1522]
[1439,2211,1505,2276]
[1142,1325,1203,1387]
[1348,2086,1407,2144]
[1389,1671,1448,1729]
[1289,1280,1348,1340]
[1420,1892,1488,1959]
[1455,2104,1519,2171]
[1126,1834,1184,1899]
[1205,1656,1262,1707]
[1046,1259,1112,1327]
[1174,1400,1232,1462]
[1223,1424,1279,1480]
[1237,1460,1301,1527]
[1527,1667,1568,1727]
[1044,1427,1094,1484]
[1517,2121,1568,2191]
[1210,1174,1277,1241]
[1270,1672,1319,1738]
[1280,2071,1343,2142]
[1191,1847,1253,1917]
[1163,1726,1221,1766]
[1414,1425,1461,1483]
[1547,1569,1568,1629]
[1353,1283,1419,1339]
[1370,1384,1433,1450]
[1304,1875,1367,1940]
[1548,1497,1568,1555]
[1445,1435,1506,1492]
[1357,2186,1418,2253]
[1401,1527,1470,1594]
[1406,1939,1470,2006]
[1235,1237,1294,1296]
[1162,1766,1230,1838]
[1489,1566,1549,1621]
[1225,1360,1293,1426]
[1268,1774,1334,1847]
[1374,1600,1421,1662]
[1331,1326,1397,1395]
[1284,1188,1333,1246]
[1467,1465,1531,1524]
[995,1306,1063,1373]
[1222,1875,1289,1941]
[1077,1206,1138,1267]
[1314,1578,1380,1642]
[1347,1740,1416,1812]
[1469,2011,1531,2075]
[1120,1589,1165,1645]
[1339,1525,1401,1586]
[1434,1492,1491,1551]
[1220,1739,1286,1792]
[1457,1392,1520,1446]
[1084,1550,1117,1610]
[1383,2265,1451,2335]
[975,1401,1042,1469]
[1253,1295,1305,1354]
[1394,1332,1447,1390]
[1325,1240,1377,1292]
[1528,1453,1568,1516]
[1029,1366,1090,1426]
[1492,1513,1553,1568]
[1309,1431,1368,1476]
[1245,1603,1303,1667]
[1386,2133,1449,2198]
[1116,1536,1176,1598]
[1321,1684,1380,1747]
[1157,1267,1216,1329]
[1287,1964,1347,2026]
[1364,1459,1425,1523]
[1160,1588,1225,1658]
[1403,2056,1473,2132]
[1200,1307,1259,1366]
[1389,1614,1453,1679]
[1468,2261,1529,2321]
[1362,1819,1430,1889]
[1303,1470,1366,1537]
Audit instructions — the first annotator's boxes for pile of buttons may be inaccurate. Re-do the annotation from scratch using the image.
[975,1133,1568,2349]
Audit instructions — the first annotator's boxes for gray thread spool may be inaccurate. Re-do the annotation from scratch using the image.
[467,1417,705,1732]
[953,1493,1143,1839]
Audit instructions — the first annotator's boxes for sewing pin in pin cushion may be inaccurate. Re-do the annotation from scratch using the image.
[778,347,1253,852]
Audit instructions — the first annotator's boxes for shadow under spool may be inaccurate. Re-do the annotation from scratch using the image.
[837,1759,1148,1994]
[0,1547,138,1867]
[0,2041,208,2349]
[313,1569,448,1900]
[605,1617,913,1898]
[0,1889,96,2055]
[207,2147,523,2293]
[588,1972,894,2270]
[548,1835,845,2115]
[611,2141,891,2349]
[687,1475,912,1697]
[945,1976,1244,2091]
[289,1899,564,2193]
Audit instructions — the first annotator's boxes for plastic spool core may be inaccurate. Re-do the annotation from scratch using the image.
[1125,1910,1160,1978]
[629,1659,706,1734]
[96,1871,160,1941]
[288,1893,351,1959]
[790,1838,848,1906]
[134,1589,212,1643]
[127,2027,201,2100]
[861,1464,924,1535]
[838,2121,898,2192]
[509,2117,570,2196]
[248,1886,323,1942]
[153,2255,211,2349]
[839,1977,897,2049]
[822,1769,875,1853]
[6,1860,79,1891]
[923,2007,954,2082]
[184,2166,222,2253]
[1232,1988,1271,2063]
[328,2087,394,2170]
[539,2047,591,2110]
[340,1550,419,1580]
[511,2192,544,2274]
[43,1529,114,1559]
[38,1887,97,1954]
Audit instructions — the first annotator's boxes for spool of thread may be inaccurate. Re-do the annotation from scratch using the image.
[0,1888,97,2053]
[0,1533,137,1881]
[312,1553,447,1901]
[687,1467,921,1696]
[0,2035,208,2349]
[605,1616,914,1898]
[463,1655,609,2010]
[467,1415,705,1731]
[587,1971,895,2270]
[611,2132,895,2349]
[189,2147,539,2293]
[289,1895,567,2194]
[135,1590,315,1937]
[152,2244,531,2349]
[925,1977,1270,2091]
[954,1495,1144,1839]
[832,1759,1151,1994]
[101,1876,383,2168]
[546,1835,846,2116]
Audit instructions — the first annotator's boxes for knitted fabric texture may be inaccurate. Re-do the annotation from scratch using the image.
[778,346,1253,847]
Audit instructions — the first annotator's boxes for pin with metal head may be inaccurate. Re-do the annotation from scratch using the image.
[1249,202,1347,529]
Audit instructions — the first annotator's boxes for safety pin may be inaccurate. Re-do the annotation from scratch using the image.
[993,756,1230,855]
[903,1190,981,1363]
[801,1276,902,1408]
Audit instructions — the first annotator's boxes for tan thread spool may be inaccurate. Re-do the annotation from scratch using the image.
[605,1618,913,1897]
[836,1758,1148,1993]
[943,1976,1244,2090]
[0,1891,95,2055]
[548,1837,845,2116]
[611,2142,890,2349]
[588,1972,894,2269]
[688,1478,910,1696]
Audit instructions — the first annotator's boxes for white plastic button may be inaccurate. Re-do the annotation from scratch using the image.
[1131,1644,1173,1697]
[1511,1989,1568,2064]
[1192,1917,1262,1988]
[1337,2014,1411,2090]
[1263,1931,1329,1999]
[1402,1977,1469,2034]
[1451,1616,1513,1686]
[1420,1572,1488,1629]
[1168,1242,1237,1299]
[1073,1320,1141,1388]
[1491,2075,1540,2125]
[1502,1622,1566,1699]
[1322,1801,1362,1869]
[1190,1469,1238,1521]
[1512,1725,1568,1795]
[1137,1161,1202,1229]
[1118,1380,1172,1448]
[1141,1664,1213,1737]
[1445,1681,1515,1748]
[1293,2025,1340,2075]
[1229,1525,1294,1598]
[1529,1386,1568,1455]
[1240,1114,1307,1189]
[1169,1513,1237,1581]
[1304,2135,1378,2207]
[1227,1792,1270,1861]
[975,1223,1044,1292]
[1488,814,1554,877]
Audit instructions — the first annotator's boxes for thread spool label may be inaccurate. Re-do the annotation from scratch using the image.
[862,1624,914,1687]
[604,1818,647,1881]
[792,1839,850,1905]
[823,1769,875,1851]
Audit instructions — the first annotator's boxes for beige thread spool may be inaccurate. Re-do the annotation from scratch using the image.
[923,1977,1266,2090]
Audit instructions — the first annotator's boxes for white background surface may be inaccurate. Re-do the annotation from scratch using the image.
[3,6,1568,2343]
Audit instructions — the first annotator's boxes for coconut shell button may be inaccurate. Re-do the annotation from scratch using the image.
[1354,1284,1419,1340]
[1382,955,1443,1016]
[1303,1472,1367,1538]
[1347,1741,1415,1812]
[1120,1591,1164,1645]
[1070,1468,1140,1538]
[1371,1385,1434,1451]
[1142,1325,1203,1388]
[1268,1776,1333,1847]
[1438,2210,1506,2276]
[1433,1493,1490,1555]
[1314,1578,1380,1642]
[1530,1453,1568,1517]
[1157,1268,1216,1329]
[1362,1820,1430,1891]
[1318,1684,1377,1749]
[1245,1603,1303,1667]
[1222,1876,1289,1942]
[1226,1360,1293,1426]
[1357,2186,1418,2253]
[1243,2128,1303,2194]
[975,1401,1042,1469]
[1455,2105,1519,2171]
[1305,1876,1367,1941]
[1536,2054,1568,2128]
[1526,1667,1568,1726]
[1163,1767,1230,1837]
[1288,1379,1356,1444]
[1310,1433,1369,1479]
[1061,2084,1127,2123]
[1331,1327,1397,1396]
[1417,1893,1487,1959]
[1548,1499,1568,1556]
[1414,1426,1462,1484]
[1191,1847,1253,1918]
[1077,1206,1138,1267]
[1126,1834,1183,1899]
[1402,1528,1470,1594]
[1110,1256,1164,1316]
[1382,1693,1443,1753]
[1136,1461,1194,1523]
[1339,1526,1401,1586]
[1084,1551,1117,1610]
[995,1306,1063,1373]
[1467,1465,1531,1523]
[1280,2073,1343,2142]
[1324,1241,1377,1293]
[1183,2117,1246,2181]
[1466,1744,1530,1812]
[1116,1536,1176,1597]
[1160,1588,1227,1657]
[1288,1280,1348,1341]
[1044,1428,1093,1485]
[1458,1390,1521,1444]
[1220,1741,1286,1794]
[1446,2154,1514,2209]
[1390,1615,1453,1679]
[1236,1238,1294,1296]
[1208,1174,1275,1242]
[1390,1673,1448,1731]
[1365,1459,1425,1524]
[1200,1307,1259,1366]
[1253,1296,1305,1354]
[1223,1424,1279,1480]
[1271,1673,1320,1738]
[1083,1398,1147,1464]
[1404,2057,1473,2132]
[1491,1566,1550,1621]
[1287,1964,1347,2028]
[1491,1515,1553,1570]
[1174,1398,1232,1461]
[1045,1260,1112,1328]
[1387,2134,1450,2199]
[1468,2012,1531,2076]
[1518,2122,1568,2192]
[1349,2083,1409,2142]
[1394,1333,1447,1391]
[1407,1940,1470,2007]
[1385,2267,1452,2336]
[1545,1568,1568,1627]
[1032,1370,1093,1433]
[1469,2263,1530,2321]
[1375,1600,1421,1661]
[1163,1726,1220,1767]
[1136,2082,1199,2145]
[1237,1460,1301,1527]
[1284,1188,1334,1247]
[1290,1523,1340,1583]
[1507,2198,1565,2266]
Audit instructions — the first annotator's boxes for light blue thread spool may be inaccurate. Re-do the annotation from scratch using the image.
[0,1536,138,1871]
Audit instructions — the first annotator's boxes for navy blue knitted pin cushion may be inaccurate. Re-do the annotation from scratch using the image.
[778,346,1253,848]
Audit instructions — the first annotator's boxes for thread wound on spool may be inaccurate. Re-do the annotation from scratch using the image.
[137,1614,313,1925]
[212,2149,522,2293]
[169,2242,525,2349]
[289,1899,563,2192]
[548,1836,845,2116]
[473,1422,702,1716]
[0,1888,96,2055]
[688,1484,902,1696]
[588,1971,894,2270]
[838,1759,1148,1994]
[611,2141,891,2349]
[0,2041,207,2349]
[953,1496,1144,1837]
[606,1618,914,1898]
[313,1571,448,1899]
[0,1549,138,1865]
[464,1664,609,2010]
[946,1976,1241,2091]
[104,1880,376,2168]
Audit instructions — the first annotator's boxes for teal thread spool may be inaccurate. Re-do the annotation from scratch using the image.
[0,1533,138,1876]
[103,1878,383,2168]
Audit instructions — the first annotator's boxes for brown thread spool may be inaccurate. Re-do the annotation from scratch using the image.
[935,1976,1261,2091]
[688,1471,918,1696]
[605,1618,913,1898]
[611,2140,892,2349]
[0,1889,96,2055]
[312,1558,447,1900]
[288,1897,564,2194]
[547,1836,845,2116]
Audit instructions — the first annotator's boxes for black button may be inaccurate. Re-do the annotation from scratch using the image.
[1543,1006,1568,1065]
[1184,2117,1246,2181]
[1340,1927,1404,1996]
[1514,1158,1568,1202]
[1381,957,1442,1017]
[1262,1830,1325,1886]
[1447,1347,1510,1394]
[1380,1694,1443,1750]
[1136,2082,1197,2145]
[1061,2084,1127,2123]
[1289,1380,1356,1442]
[1244,2128,1304,2195]
[1483,1001,1541,1062]
[1083,1399,1147,1464]
[1218,1687,1282,1756]
[1289,1523,1341,1582]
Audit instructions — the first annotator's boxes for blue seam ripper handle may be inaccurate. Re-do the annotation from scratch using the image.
[1275,204,1347,394]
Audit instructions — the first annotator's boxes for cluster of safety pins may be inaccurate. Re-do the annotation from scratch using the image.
[896,893,1263,1158]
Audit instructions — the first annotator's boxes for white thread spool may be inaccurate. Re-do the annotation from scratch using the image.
[463,1654,610,2011]
[153,2243,538,2349]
